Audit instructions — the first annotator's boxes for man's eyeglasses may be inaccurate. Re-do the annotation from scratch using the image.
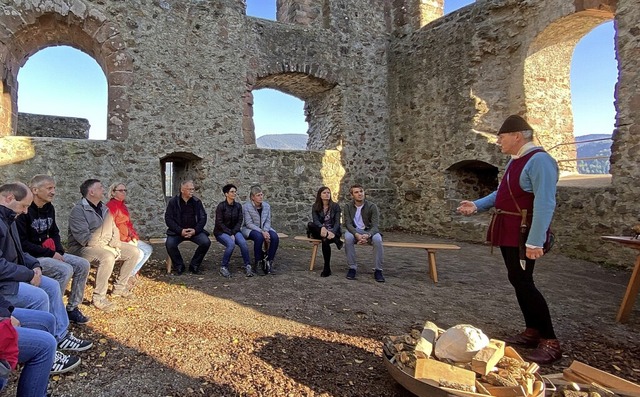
[114,189,127,192]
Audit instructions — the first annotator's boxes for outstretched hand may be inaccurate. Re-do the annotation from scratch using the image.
[456,201,477,216]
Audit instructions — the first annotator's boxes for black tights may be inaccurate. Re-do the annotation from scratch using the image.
[307,223,341,269]
[500,246,556,339]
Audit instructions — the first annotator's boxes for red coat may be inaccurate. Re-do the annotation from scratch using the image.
[105,199,139,242]
[0,318,18,370]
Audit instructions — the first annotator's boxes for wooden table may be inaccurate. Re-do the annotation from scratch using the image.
[601,236,640,323]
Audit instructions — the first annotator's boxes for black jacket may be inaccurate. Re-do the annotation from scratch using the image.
[164,195,208,237]
[214,200,243,236]
[311,202,342,235]
[16,201,64,258]
[0,206,40,296]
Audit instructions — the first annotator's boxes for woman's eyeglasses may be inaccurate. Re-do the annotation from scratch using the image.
[114,189,127,192]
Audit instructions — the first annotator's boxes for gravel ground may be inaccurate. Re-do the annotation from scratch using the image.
[5,232,639,396]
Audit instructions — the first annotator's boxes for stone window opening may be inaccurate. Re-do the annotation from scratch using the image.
[246,71,339,150]
[445,160,499,214]
[0,9,132,141]
[160,153,203,202]
[16,45,108,140]
[251,88,308,150]
[523,7,616,187]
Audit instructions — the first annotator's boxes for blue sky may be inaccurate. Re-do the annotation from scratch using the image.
[17,0,616,140]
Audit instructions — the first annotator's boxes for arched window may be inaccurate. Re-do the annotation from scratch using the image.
[571,21,616,175]
[17,46,108,140]
[253,88,308,149]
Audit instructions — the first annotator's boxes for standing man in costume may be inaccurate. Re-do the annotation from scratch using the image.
[457,115,561,364]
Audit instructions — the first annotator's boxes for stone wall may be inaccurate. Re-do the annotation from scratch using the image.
[387,0,638,266]
[17,113,90,139]
[0,0,637,267]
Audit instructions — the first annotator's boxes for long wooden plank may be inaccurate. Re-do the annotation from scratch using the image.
[294,236,460,250]
[569,361,640,394]
[383,241,460,250]
[553,371,640,397]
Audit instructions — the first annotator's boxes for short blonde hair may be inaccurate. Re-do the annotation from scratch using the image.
[108,182,126,199]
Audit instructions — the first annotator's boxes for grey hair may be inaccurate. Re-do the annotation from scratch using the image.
[520,129,534,141]
[29,174,55,189]
[0,182,30,201]
[249,185,263,199]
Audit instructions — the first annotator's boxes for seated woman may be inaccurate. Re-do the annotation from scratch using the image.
[214,184,253,278]
[307,186,342,277]
[241,185,279,275]
[106,182,153,281]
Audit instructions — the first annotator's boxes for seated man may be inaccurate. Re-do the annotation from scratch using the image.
[0,182,91,373]
[164,180,211,275]
[16,175,91,324]
[343,184,385,282]
[67,179,140,311]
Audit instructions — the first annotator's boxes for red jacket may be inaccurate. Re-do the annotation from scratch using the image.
[105,199,139,242]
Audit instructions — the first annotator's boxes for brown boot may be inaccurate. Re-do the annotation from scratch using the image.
[503,328,541,348]
[525,339,563,365]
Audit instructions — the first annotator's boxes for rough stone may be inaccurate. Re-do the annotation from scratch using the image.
[0,0,636,269]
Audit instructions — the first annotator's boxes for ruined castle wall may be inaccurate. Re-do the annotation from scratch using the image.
[17,113,90,139]
[388,0,638,265]
[0,0,636,266]
[0,0,395,238]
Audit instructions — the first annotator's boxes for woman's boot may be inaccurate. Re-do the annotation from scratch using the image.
[320,263,331,277]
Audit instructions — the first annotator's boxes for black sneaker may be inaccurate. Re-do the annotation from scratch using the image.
[374,269,385,283]
[346,268,356,280]
[50,351,81,374]
[67,308,90,325]
[58,333,93,352]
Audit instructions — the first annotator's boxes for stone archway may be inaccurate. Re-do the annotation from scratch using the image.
[0,1,133,140]
[523,3,616,173]
[244,69,339,150]
[444,160,499,208]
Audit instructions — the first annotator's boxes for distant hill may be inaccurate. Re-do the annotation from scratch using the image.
[257,133,612,173]
[257,134,307,150]
[575,134,612,174]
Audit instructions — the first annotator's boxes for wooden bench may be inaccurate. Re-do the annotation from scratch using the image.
[293,236,460,283]
[149,233,288,273]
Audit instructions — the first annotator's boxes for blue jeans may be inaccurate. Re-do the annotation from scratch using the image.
[166,232,211,270]
[13,309,57,397]
[344,229,384,271]
[129,240,153,275]
[215,232,250,268]
[4,277,69,342]
[38,253,90,311]
[247,230,279,263]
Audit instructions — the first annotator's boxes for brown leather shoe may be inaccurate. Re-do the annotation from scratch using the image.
[525,339,563,365]
[503,328,541,348]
